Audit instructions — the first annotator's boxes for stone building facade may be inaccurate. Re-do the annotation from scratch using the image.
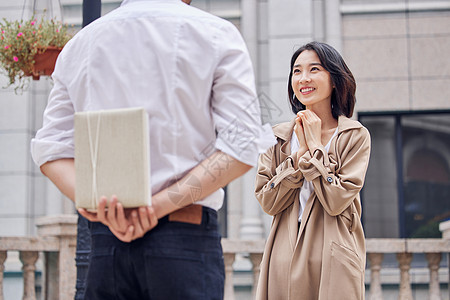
[0,0,449,298]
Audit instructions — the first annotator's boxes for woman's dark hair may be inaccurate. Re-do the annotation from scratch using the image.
[287,41,356,118]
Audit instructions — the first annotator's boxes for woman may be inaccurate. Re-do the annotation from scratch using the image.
[255,41,371,300]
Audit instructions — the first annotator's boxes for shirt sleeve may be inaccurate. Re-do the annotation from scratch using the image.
[30,75,75,166]
[211,23,275,167]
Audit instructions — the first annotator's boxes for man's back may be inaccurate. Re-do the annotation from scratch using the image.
[31,1,276,298]
[34,0,262,210]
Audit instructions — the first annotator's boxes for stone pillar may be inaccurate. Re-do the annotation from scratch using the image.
[397,253,413,300]
[439,220,450,300]
[249,252,263,299]
[267,0,315,124]
[426,253,442,300]
[324,0,342,51]
[36,215,78,300]
[223,253,236,300]
[367,253,383,300]
[240,0,258,76]
[439,220,450,240]
[0,251,6,300]
[240,169,264,240]
[19,251,39,300]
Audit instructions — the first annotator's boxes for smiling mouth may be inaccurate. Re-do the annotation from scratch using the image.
[300,87,315,94]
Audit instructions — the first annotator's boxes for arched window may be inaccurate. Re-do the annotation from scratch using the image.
[359,111,450,238]
[404,148,450,238]
[406,149,450,183]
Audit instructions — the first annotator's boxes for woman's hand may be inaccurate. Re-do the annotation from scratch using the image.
[294,113,308,159]
[298,110,322,153]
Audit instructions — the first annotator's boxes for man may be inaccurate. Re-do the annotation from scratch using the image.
[31,0,275,299]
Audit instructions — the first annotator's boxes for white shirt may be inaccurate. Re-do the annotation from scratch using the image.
[31,0,275,210]
[291,127,338,221]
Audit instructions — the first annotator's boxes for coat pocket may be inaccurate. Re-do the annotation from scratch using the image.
[327,241,364,300]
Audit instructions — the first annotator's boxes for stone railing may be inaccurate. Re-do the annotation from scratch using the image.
[366,238,450,300]
[0,217,449,300]
[0,215,77,300]
[221,239,266,300]
[224,237,450,300]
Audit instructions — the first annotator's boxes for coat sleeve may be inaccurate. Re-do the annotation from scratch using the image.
[298,127,371,216]
[255,142,304,216]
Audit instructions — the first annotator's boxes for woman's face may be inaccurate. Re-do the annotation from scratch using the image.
[291,50,333,111]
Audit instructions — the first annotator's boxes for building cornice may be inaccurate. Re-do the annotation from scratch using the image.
[341,1,450,15]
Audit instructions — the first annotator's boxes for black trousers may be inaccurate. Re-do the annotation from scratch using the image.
[84,207,225,300]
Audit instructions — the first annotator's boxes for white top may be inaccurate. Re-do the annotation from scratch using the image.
[291,127,338,221]
[31,0,276,210]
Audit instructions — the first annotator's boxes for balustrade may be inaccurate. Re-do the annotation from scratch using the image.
[0,251,6,300]
[0,217,448,300]
[0,215,77,300]
[221,239,266,300]
[366,238,450,300]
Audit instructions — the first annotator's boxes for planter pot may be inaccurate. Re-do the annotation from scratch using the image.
[24,46,62,80]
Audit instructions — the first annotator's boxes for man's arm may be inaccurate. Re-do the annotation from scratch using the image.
[81,150,251,241]
[80,150,251,241]
[41,158,138,242]
[43,150,251,241]
[151,150,252,219]
[40,158,76,202]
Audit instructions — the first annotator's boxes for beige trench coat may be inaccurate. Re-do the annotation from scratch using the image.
[255,116,371,300]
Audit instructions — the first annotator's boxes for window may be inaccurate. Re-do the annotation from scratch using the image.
[359,111,450,238]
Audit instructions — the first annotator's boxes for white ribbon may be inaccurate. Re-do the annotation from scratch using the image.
[86,112,101,209]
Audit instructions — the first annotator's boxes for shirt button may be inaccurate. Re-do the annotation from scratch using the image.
[270,183,275,188]
[327,176,333,183]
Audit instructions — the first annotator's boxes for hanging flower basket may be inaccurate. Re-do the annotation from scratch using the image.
[23,46,62,80]
[0,15,72,93]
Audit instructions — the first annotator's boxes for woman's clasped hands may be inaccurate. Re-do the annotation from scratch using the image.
[294,110,322,158]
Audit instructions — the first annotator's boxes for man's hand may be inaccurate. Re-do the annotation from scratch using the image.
[128,206,159,240]
[79,195,158,242]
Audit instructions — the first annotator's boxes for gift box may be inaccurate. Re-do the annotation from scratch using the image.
[74,107,151,211]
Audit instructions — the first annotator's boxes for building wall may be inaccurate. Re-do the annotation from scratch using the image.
[340,1,450,238]
[0,0,75,238]
[342,3,450,112]
[1,0,449,240]
[0,1,449,298]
